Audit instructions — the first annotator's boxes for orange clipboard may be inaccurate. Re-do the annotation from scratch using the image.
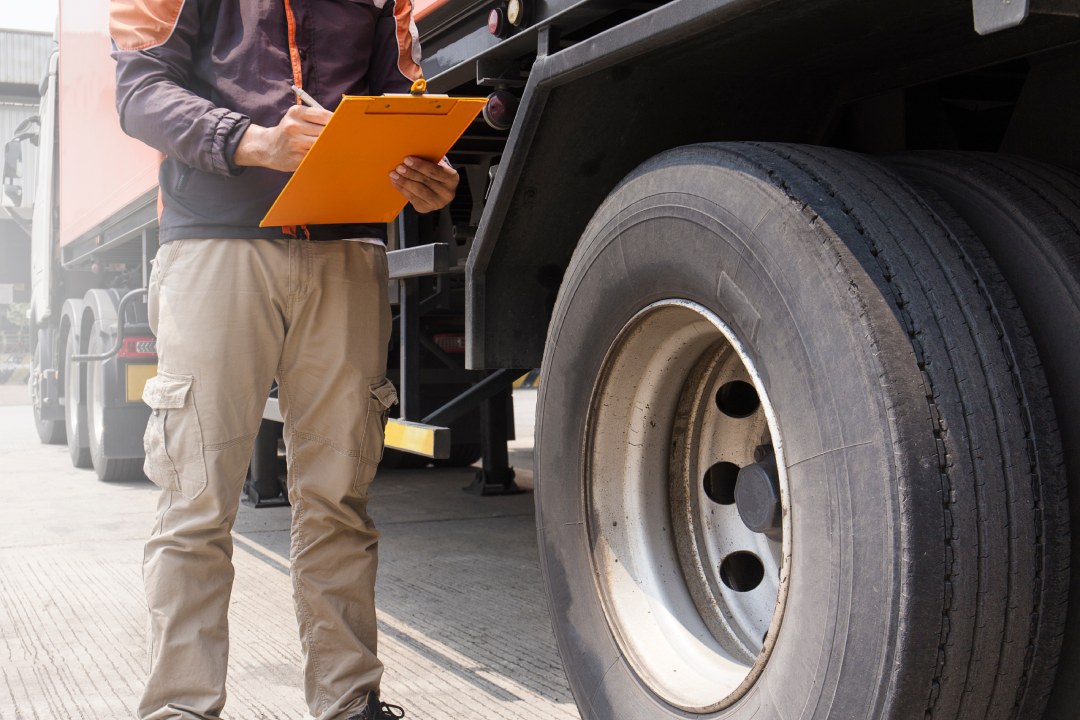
[260,94,487,227]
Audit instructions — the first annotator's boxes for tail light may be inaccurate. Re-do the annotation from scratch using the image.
[433,333,466,354]
[118,336,158,359]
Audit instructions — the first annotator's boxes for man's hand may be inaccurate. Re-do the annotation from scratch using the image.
[390,157,460,214]
[234,105,333,172]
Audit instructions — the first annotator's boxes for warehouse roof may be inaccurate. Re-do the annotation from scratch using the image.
[0,29,55,91]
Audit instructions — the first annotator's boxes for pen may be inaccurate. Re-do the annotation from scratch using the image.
[291,83,326,111]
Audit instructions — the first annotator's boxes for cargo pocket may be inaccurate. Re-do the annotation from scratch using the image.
[361,378,398,467]
[142,371,208,500]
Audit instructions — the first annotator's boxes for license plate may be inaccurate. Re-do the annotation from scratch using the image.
[126,364,158,403]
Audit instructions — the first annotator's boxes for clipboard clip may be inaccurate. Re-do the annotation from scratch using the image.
[410,78,428,96]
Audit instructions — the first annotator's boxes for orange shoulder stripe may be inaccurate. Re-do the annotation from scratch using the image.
[394,0,424,83]
[109,0,187,52]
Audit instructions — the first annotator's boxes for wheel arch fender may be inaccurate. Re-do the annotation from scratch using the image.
[461,2,837,371]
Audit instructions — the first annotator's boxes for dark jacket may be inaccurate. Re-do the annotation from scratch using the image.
[111,0,423,242]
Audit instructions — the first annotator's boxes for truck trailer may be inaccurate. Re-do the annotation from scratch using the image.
[5,1,1080,719]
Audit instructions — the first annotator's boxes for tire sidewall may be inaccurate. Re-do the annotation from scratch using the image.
[536,149,936,719]
[63,324,90,467]
[86,321,106,474]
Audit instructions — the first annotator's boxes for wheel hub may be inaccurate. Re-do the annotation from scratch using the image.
[735,456,782,535]
[585,300,790,712]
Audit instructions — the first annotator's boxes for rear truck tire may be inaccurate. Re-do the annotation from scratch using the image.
[534,142,1067,720]
[382,440,483,470]
[246,419,287,504]
[31,340,65,445]
[434,442,483,468]
[63,323,91,469]
[380,448,429,470]
[85,321,146,483]
[889,152,1079,720]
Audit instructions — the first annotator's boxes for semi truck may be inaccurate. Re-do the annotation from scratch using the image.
[5,1,1080,719]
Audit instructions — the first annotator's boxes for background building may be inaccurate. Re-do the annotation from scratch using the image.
[1,28,53,351]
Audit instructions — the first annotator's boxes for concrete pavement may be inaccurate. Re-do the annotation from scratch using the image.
[0,384,30,406]
[0,387,579,720]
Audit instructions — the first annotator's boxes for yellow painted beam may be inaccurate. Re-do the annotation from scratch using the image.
[384,418,451,459]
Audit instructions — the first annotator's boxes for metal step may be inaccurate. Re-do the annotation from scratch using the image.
[387,243,450,279]
[384,418,452,459]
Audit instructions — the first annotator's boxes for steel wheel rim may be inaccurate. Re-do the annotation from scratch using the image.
[584,299,791,712]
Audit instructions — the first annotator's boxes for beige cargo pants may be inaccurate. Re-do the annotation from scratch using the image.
[138,238,396,720]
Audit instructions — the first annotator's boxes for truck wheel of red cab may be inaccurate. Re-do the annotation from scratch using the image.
[534,142,1067,719]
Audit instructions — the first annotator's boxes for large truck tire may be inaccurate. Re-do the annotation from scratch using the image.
[380,448,428,470]
[85,320,145,483]
[31,340,65,445]
[890,152,1080,719]
[246,419,287,505]
[535,143,1066,720]
[434,442,483,468]
[383,441,483,470]
[63,324,91,469]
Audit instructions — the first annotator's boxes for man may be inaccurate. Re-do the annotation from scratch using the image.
[110,2,456,718]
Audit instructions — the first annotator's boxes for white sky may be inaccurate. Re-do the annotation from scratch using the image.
[0,0,59,32]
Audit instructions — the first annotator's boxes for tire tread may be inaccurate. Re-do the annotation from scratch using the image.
[729,143,1062,720]
[890,152,1078,720]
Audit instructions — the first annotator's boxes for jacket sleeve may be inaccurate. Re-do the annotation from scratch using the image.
[111,0,250,176]
[369,0,424,96]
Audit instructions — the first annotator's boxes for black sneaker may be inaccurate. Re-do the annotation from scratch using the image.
[347,690,406,720]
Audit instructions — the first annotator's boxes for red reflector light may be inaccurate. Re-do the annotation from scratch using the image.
[118,336,158,359]
[433,333,466,354]
[488,7,506,36]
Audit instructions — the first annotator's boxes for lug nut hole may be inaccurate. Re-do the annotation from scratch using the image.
[704,462,740,505]
[720,551,765,592]
[716,380,761,418]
